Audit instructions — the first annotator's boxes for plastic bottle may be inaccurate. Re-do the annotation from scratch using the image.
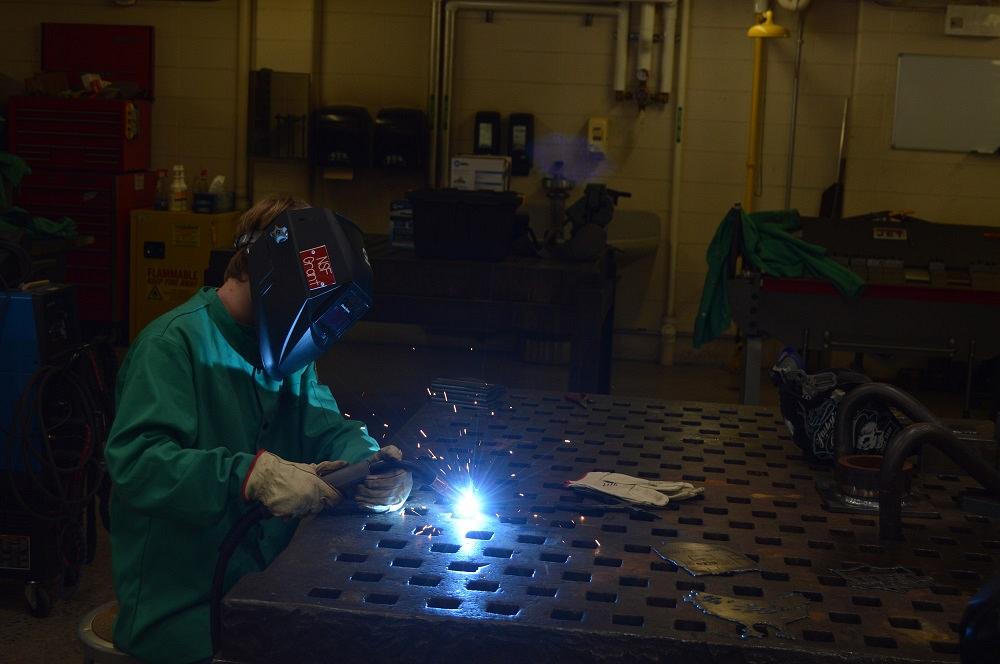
[153,169,170,210]
[169,165,188,212]
[193,169,209,194]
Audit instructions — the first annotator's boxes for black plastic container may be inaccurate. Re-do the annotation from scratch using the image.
[407,189,520,261]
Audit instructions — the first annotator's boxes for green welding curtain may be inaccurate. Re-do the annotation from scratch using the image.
[693,207,865,348]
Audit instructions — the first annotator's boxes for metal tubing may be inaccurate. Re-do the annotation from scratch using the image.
[834,382,943,460]
[743,34,765,212]
[439,2,624,175]
[614,5,629,94]
[658,1,678,98]
[782,10,805,210]
[879,422,1000,540]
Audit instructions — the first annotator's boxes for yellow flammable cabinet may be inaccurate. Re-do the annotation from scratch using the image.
[129,209,242,339]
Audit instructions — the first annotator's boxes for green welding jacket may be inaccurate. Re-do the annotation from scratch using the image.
[105,288,379,664]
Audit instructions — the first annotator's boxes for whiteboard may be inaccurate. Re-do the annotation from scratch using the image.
[892,53,1000,154]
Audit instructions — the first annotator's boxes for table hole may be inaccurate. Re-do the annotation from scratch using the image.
[864,635,897,649]
[652,528,679,537]
[849,517,876,527]
[499,515,528,525]
[602,525,627,533]
[587,591,618,603]
[540,552,569,563]
[801,514,827,523]
[783,557,812,567]
[563,571,592,583]
[889,616,921,630]
[448,561,487,572]
[409,575,441,587]
[964,552,992,563]
[337,553,367,563]
[803,630,834,643]
[674,619,706,632]
[594,556,623,567]
[647,596,676,608]
[363,523,391,532]
[365,593,398,605]
[431,543,461,554]
[676,580,706,592]
[679,517,703,526]
[551,608,585,622]
[702,532,730,542]
[755,537,782,546]
[773,500,797,508]
[950,569,981,582]
[729,521,754,530]
[930,641,960,654]
[912,600,944,612]
[726,478,750,486]
[808,540,835,550]
[427,597,462,610]
[467,580,500,592]
[572,540,598,549]
[625,544,651,554]
[798,591,823,602]
[613,614,644,627]
[392,557,423,568]
[829,612,861,624]
[352,572,383,583]
[752,510,777,519]
[504,566,535,577]
[931,585,961,596]
[620,576,650,588]
[308,588,341,599]
[779,525,805,534]
[466,531,494,540]
[852,596,882,607]
[517,535,545,545]
[733,585,763,597]
[727,496,752,504]
[818,575,847,587]
[378,539,407,549]
[550,520,576,529]
[486,602,521,616]
[629,511,656,522]
[527,586,557,597]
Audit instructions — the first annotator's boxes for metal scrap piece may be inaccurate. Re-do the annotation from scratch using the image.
[831,565,934,592]
[654,542,759,576]
[683,591,810,639]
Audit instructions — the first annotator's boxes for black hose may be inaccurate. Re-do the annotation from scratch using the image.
[210,502,267,656]
[834,382,942,460]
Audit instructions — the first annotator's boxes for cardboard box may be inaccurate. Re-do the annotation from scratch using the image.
[450,154,511,191]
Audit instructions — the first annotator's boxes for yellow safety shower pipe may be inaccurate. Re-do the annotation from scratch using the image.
[743,9,788,212]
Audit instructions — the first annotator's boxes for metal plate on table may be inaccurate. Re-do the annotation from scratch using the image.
[222,392,999,664]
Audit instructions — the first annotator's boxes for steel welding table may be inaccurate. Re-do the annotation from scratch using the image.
[363,237,616,394]
[218,391,997,663]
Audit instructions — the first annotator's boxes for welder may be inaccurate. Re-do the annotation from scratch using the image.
[104,196,412,664]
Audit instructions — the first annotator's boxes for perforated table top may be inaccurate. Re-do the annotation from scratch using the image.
[219,391,998,664]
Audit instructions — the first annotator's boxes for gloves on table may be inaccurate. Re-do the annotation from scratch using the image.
[243,451,346,518]
[566,471,704,508]
[353,445,413,514]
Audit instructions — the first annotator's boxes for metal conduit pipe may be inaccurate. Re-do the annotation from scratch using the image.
[833,382,943,460]
[438,1,627,186]
[879,422,1000,540]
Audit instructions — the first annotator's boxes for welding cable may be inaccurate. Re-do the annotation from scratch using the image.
[209,502,267,654]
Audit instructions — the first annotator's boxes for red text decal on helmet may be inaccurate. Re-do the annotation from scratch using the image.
[299,245,336,290]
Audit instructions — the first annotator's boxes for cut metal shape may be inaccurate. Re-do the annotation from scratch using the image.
[683,591,810,639]
[831,565,934,593]
[655,542,759,576]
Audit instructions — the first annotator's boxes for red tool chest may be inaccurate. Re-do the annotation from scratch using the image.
[8,97,152,173]
[15,171,155,323]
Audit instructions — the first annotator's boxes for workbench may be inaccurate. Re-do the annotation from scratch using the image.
[218,391,997,663]
[364,237,616,394]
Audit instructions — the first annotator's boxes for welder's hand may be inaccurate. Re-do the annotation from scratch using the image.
[316,459,349,476]
[243,451,342,518]
[374,445,403,462]
[354,466,413,513]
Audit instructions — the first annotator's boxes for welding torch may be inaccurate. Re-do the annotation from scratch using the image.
[210,452,437,654]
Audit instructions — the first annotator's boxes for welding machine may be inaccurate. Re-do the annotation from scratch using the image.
[0,283,115,616]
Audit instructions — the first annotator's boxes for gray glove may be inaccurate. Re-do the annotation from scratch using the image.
[353,445,413,513]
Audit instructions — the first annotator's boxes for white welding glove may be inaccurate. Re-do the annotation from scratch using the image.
[243,451,344,518]
[353,445,413,514]
[566,472,704,508]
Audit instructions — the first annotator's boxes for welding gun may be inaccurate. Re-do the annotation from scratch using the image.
[319,455,438,492]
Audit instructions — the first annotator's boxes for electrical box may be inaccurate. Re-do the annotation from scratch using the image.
[473,111,502,155]
[312,106,372,169]
[587,117,609,157]
[508,113,534,176]
[945,6,1000,37]
[374,108,426,169]
[129,209,242,339]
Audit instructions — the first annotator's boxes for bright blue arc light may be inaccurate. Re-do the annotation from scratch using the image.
[453,487,482,518]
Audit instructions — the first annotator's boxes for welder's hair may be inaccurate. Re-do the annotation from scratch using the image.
[224,195,309,282]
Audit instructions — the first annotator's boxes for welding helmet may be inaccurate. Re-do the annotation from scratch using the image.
[237,207,373,380]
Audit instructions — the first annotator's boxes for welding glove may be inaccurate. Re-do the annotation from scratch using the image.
[243,451,344,518]
[353,445,413,514]
[566,471,704,508]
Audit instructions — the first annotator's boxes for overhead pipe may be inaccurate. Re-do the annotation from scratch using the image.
[636,3,655,107]
[437,1,627,186]
[614,6,629,98]
[783,10,806,209]
[744,9,788,212]
[659,0,689,366]
[656,1,678,102]
[428,1,443,186]
[879,422,1000,540]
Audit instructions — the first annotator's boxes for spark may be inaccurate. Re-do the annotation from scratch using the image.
[383,423,389,428]
[344,413,351,418]
[426,387,432,396]
[595,539,601,547]
[510,473,516,478]
[452,404,457,413]
[442,391,448,402]
[564,439,571,443]
[420,429,428,438]
[417,442,421,448]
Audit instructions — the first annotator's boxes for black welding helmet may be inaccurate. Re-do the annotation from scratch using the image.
[240,207,373,380]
